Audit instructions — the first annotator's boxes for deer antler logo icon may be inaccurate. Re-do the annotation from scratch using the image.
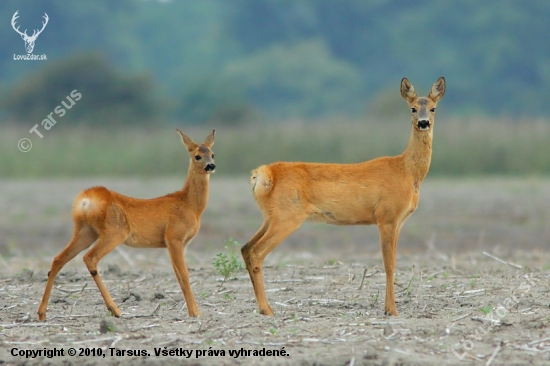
[11,11,49,54]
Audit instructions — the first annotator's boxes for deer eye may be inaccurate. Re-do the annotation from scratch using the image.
[212,154,215,159]
[195,155,201,160]
[430,108,436,113]
[411,108,417,113]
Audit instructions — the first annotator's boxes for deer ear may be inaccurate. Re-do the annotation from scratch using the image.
[429,77,446,102]
[203,129,215,148]
[176,129,198,151]
[400,78,417,103]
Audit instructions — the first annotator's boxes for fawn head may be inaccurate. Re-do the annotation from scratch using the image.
[177,129,216,173]
[401,77,446,131]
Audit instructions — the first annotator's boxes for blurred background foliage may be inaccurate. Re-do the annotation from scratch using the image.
[1,0,549,176]
[2,53,160,125]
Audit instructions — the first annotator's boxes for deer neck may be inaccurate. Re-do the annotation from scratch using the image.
[181,165,210,215]
[402,125,433,184]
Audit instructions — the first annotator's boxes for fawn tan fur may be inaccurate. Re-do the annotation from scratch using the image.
[37,130,216,320]
[242,77,445,316]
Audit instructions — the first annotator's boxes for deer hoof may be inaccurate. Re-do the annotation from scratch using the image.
[108,306,121,318]
[259,308,274,316]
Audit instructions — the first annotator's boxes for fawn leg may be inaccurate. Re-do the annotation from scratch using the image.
[82,232,126,317]
[37,224,97,320]
[166,235,200,317]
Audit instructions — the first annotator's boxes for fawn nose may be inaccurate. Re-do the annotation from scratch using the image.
[205,163,216,172]
[417,120,430,130]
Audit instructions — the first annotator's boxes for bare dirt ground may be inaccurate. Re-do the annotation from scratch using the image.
[1,177,550,365]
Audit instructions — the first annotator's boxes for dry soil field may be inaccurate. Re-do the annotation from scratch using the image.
[1,177,549,365]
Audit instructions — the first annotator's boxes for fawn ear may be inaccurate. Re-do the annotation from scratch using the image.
[177,129,198,152]
[203,129,215,148]
[429,77,446,102]
[400,78,417,103]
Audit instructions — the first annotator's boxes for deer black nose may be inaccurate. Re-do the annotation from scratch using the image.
[417,120,430,130]
[205,163,216,172]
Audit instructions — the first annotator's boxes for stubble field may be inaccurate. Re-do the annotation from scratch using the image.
[1,177,549,365]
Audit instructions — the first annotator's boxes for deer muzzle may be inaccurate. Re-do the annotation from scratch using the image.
[417,120,430,130]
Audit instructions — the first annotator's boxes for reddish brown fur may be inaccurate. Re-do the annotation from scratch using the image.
[37,130,216,320]
[242,78,445,316]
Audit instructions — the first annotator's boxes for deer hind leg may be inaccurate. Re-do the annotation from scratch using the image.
[82,230,127,317]
[243,217,304,316]
[378,223,401,316]
[241,220,269,270]
[165,232,201,318]
[37,224,98,321]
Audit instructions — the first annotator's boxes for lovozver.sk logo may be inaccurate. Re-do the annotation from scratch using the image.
[12,10,48,61]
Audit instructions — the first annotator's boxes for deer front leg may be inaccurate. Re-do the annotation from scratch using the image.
[82,233,127,317]
[243,219,302,315]
[378,223,400,316]
[166,235,200,318]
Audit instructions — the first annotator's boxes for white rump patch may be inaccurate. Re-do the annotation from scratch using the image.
[80,198,91,210]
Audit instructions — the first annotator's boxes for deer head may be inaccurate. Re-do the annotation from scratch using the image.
[401,77,446,131]
[12,11,49,54]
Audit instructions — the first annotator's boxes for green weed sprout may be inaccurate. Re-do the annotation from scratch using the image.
[213,237,244,291]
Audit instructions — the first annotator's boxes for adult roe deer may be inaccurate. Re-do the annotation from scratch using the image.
[37,130,216,320]
[241,77,445,316]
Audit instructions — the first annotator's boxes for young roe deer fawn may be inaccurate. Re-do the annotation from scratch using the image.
[241,77,445,316]
[37,130,216,320]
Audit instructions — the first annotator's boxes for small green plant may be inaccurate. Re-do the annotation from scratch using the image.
[403,274,416,296]
[224,293,233,300]
[479,305,493,315]
[269,327,277,335]
[442,272,449,279]
[213,237,244,290]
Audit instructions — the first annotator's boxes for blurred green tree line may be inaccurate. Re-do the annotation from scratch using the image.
[1,0,549,125]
